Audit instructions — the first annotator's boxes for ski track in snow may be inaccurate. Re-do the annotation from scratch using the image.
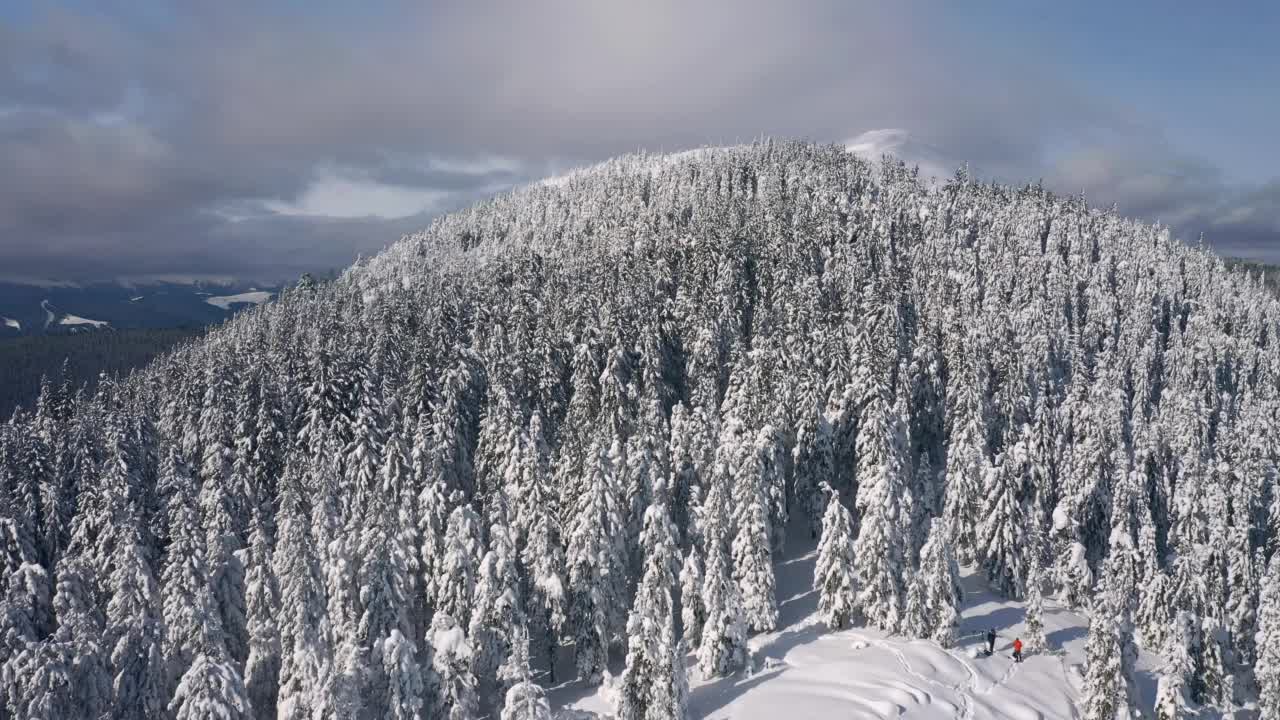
[873,638,965,718]
[943,647,978,719]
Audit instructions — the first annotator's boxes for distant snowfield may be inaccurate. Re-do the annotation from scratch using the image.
[1,316,18,330]
[552,533,1161,719]
[205,290,273,310]
[59,313,110,328]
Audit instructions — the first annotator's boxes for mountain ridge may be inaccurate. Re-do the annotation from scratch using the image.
[1,141,1277,718]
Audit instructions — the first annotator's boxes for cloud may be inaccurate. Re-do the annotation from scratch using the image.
[0,1,1276,279]
[845,129,964,183]
[263,168,450,220]
[1041,141,1280,259]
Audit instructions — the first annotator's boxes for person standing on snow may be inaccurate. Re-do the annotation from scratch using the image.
[1013,637,1023,663]
[986,628,996,656]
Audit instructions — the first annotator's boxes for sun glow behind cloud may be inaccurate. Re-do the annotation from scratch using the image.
[263,168,450,220]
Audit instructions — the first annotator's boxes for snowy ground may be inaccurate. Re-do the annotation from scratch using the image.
[550,532,1162,719]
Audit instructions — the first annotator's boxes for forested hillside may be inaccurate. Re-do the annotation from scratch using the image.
[1226,257,1280,298]
[0,328,205,418]
[1,141,1278,719]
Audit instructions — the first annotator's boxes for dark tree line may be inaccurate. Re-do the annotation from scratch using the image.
[0,327,205,418]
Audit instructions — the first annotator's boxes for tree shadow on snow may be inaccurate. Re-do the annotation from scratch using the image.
[688,661,790,717]
[961,605,1026,639]
[547,675,603,711]
[1046,625,1085,648]
[688,620,826,716]
[777,588,818,626]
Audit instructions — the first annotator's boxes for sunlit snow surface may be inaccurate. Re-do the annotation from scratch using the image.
[58,313,110,328]
[551,532,1161,719]
[204,290,273,310]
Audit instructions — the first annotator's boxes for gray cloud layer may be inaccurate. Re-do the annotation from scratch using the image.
[2,1,1277,282]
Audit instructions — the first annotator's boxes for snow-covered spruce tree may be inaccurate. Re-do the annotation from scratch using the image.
[1154,611,1198,720]
[274,462,333,720]
[1256,555,1280,719]
[164,477,253,720]
[516,411,566,681]
[942,357,990,566]
[427,612,479,720]
[1022,525,1049,653]
[1198,615,1233,711]
[669,402,717,550]
[1224,495,1259,670]
[200,456,249,669]
[161,447,221,692]
[500,627,552,720]
[903,518,962,647]
[0,554,52,659]
[429,356,482,506]
[905,339,946,521]
[624,396,669,577]
[356,428,420,719]
[695,418,747,678]
[980,439,1030,599]
[906,453,937,567]
[1051,384,1111,607]
[47,560,112,717]
[1081,531,1142,720]
[813,484,858,630]
[697,536,747,680]
[469,517,526,697]
[791,398,836,540]
[170,653,253,720]
[242,505,281,720]
[1054,538,1095,610]
[565,441,624,684]
[105,516,167,719]
[617,495,689,720]
[382,628,426,720]
[679,545,706,647]
[852,388,912,633]
[473,383,523,510]
[1135,551,1172,652]
[414,415,450,619]
[2,631,77,718]
[436,502,484,630]
[70,413,136,581]
[729,425,780,634]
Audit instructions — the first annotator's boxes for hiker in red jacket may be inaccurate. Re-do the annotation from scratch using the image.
[1013,638,1023,663]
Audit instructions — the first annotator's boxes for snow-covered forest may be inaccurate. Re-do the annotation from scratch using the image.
[1,141,1278,718]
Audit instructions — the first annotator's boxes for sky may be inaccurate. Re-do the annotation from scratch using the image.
[1,0,1277,283]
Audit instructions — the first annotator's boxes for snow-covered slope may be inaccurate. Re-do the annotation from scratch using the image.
[3,143,1275,720]
[554,531,1161,719]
